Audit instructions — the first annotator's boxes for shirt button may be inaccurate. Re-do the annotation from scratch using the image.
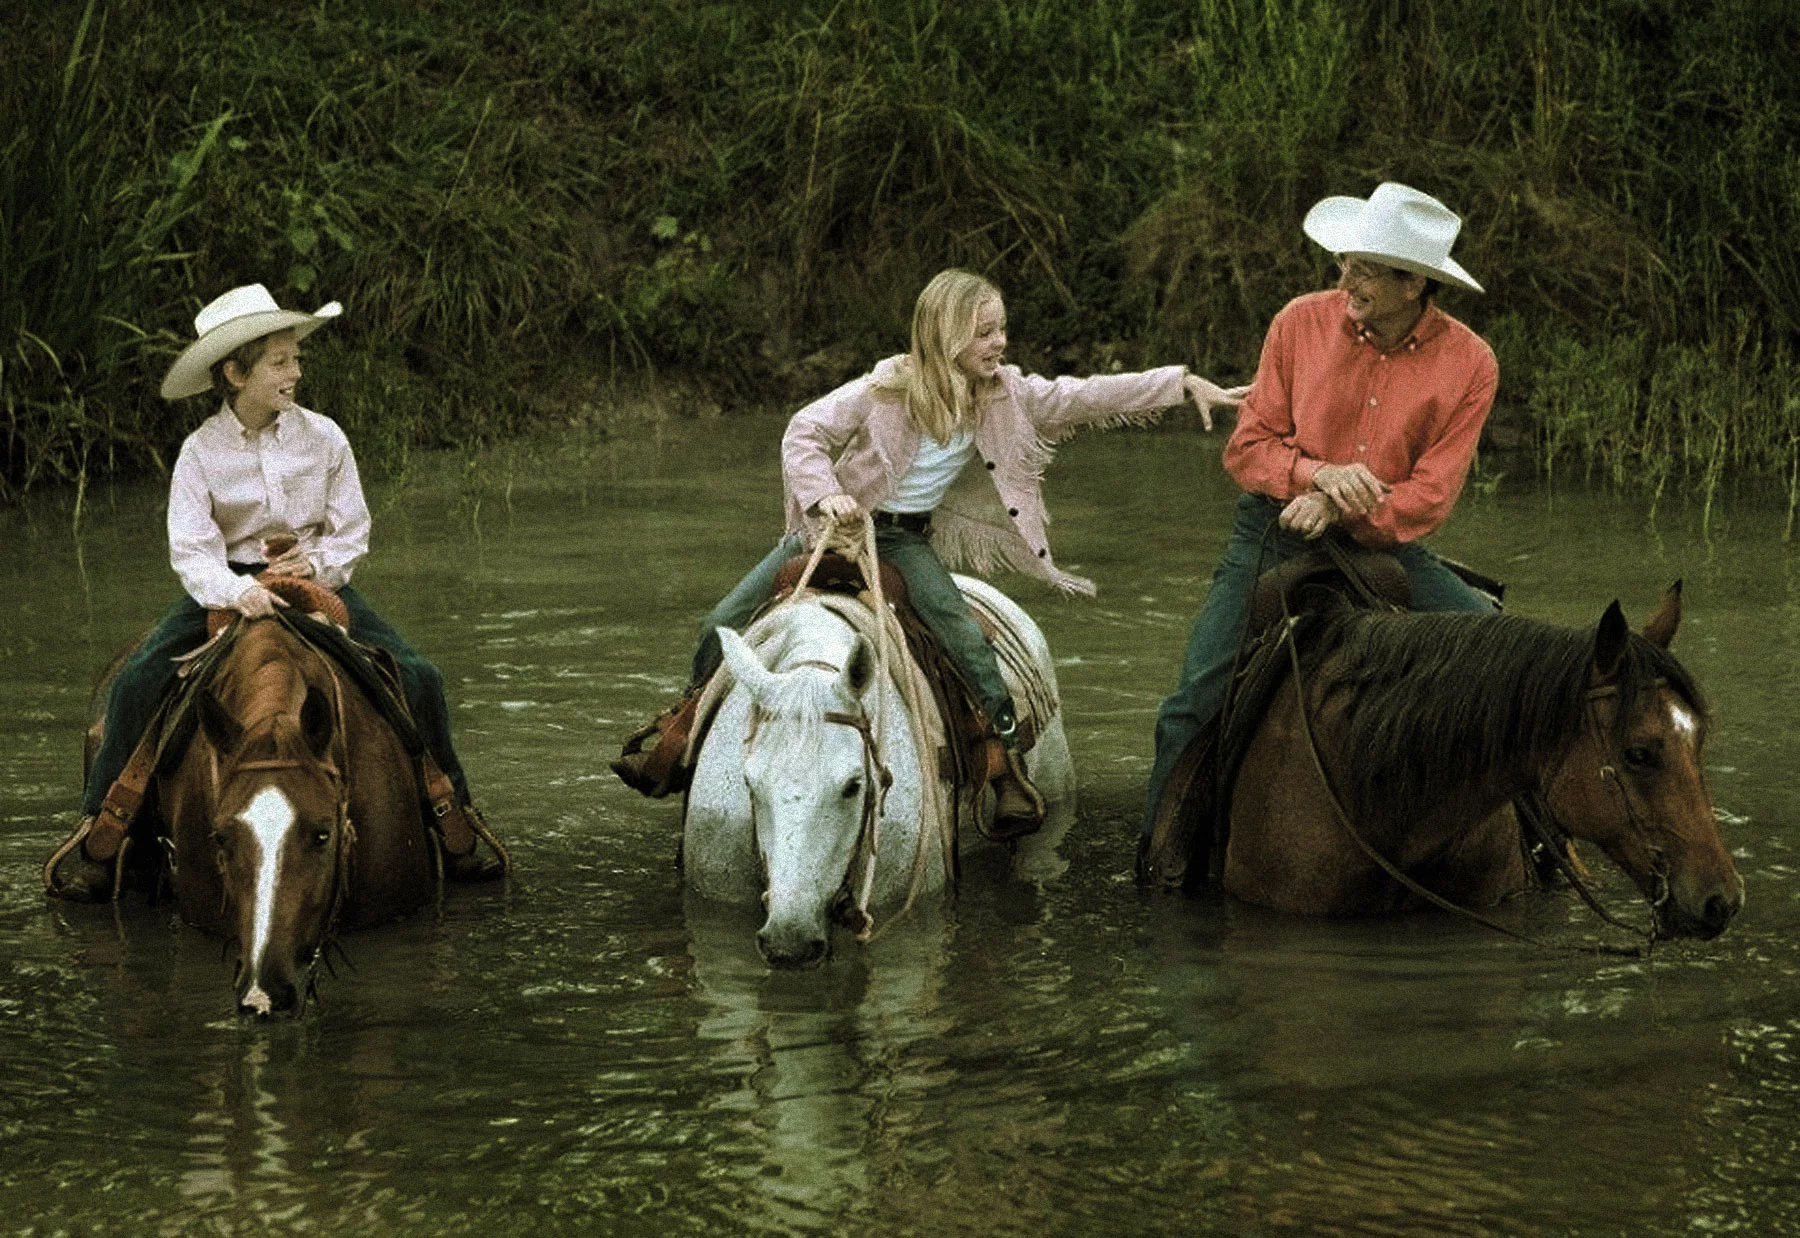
[1368,398,1379,407]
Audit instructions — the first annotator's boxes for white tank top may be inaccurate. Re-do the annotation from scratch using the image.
[879,429,975,514]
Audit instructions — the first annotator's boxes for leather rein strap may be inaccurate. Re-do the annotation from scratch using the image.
[1277,619,1658,957]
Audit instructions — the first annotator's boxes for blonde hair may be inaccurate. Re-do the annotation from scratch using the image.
[876,269,1003,444]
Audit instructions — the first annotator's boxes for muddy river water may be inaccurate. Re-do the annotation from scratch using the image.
[2,412,1797,1234]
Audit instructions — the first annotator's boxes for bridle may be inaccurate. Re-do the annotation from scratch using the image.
[176,631,358,1007]
[1279,619,1666,956]
[744,659,894,940]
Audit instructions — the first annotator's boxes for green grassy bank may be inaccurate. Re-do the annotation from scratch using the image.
[5,0,1798,504]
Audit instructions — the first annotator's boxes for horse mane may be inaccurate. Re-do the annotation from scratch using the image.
[1305,608,1707,824]
[740,605,859,759]
[216,621,319,760]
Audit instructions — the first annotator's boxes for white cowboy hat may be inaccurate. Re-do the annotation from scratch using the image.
[160,284,342,400]
[1302,182,1483,293]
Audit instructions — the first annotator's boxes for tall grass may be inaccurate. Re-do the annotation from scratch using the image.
[4,0,1799,500]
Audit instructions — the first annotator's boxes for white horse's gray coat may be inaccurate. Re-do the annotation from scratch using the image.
[683,575,1074,966]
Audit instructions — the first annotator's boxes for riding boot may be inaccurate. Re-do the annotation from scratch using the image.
[437,802,510,882]
[985,716,1046,841]
[43,816,122,903]
[611,687,702,798]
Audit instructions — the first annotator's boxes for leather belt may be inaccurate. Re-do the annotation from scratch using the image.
[872,510,932,534]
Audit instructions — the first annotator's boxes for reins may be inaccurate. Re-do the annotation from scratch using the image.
[1276,617,1660,958]
[186,617,360,1008]
[753,512,936,938]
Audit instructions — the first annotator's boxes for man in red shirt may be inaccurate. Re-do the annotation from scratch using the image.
[1144,182,1499,838]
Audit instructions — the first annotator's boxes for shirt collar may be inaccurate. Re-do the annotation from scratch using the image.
[1339,297,1447,354]
[216,401,291,444]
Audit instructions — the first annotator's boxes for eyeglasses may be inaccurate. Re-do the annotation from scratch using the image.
[1335,258,1400,285]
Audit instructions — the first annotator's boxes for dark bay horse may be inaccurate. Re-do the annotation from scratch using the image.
[156,616,436,1014]
[1218,585,1743,940]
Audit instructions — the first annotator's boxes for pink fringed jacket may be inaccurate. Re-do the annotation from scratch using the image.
[782,356,1188,595]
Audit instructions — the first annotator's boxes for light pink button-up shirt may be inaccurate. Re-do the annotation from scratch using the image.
[166,404,371,610]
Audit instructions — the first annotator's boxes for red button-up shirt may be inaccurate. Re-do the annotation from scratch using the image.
[1222,289,1498,546]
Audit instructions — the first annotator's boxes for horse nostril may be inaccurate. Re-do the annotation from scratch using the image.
[756,927,828,970]
[1704,893,1738,930]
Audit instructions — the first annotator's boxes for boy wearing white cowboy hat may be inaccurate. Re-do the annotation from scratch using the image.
[46,284,507,900]
[1143,182,1500,840]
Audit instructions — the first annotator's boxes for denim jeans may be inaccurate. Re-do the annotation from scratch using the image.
[1142,493,1494,837]
[82,581,468,814]
[692,526,1015,725]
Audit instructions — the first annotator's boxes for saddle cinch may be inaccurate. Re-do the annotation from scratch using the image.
[615,552,1037,808]
[72,577,480,883]
[1138,533,1503,892]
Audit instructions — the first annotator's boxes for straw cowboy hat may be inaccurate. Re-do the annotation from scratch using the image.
[160,284,342,400]
[1302,182,1483,294]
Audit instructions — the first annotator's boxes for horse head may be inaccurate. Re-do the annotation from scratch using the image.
[195,645,352,1015]
[1546,583,1744,940]
[717,621,881,969]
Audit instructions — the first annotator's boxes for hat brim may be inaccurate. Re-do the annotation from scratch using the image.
[160,304,342,400]
[1303,196,1483,293]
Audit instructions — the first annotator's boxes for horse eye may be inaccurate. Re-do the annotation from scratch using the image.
[309,827,332,849]
[1623,746,1658,769]
[210,829,230,852]
[841,778,863,800]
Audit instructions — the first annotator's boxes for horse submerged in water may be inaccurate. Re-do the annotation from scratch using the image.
[72,611,463,1014]
[1148,584,1743,942]
[681,573,1074,969]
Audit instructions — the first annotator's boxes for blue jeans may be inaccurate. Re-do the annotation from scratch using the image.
[1142,493,1494,837]
[692,527,1015,725]
[82,580,467,814]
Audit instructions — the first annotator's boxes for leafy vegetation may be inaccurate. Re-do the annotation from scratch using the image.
[4,0,1798,500]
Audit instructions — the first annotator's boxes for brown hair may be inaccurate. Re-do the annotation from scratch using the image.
[208,332,281,398]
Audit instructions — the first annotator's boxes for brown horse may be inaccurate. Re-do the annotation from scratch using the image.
[1218,585,1743,940]
[157,616,436,1014]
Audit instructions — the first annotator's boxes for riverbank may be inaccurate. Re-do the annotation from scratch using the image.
[6,0,1798,500]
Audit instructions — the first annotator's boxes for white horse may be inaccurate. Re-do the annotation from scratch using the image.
[682,574,1075,968]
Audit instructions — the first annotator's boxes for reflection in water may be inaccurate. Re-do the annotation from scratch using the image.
[178,1037,294,1217]
[686,898,956,1230]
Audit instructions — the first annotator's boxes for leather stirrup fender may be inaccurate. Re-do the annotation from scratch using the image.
[420,753,476,856]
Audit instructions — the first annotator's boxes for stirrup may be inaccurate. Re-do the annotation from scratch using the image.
[610,689,700,798]
[43,815,128,903]
[438,802,510,881]
[984,746,1046,842]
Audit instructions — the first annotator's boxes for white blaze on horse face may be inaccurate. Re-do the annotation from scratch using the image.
[241,785,296,975]
[1668,700,1699,747]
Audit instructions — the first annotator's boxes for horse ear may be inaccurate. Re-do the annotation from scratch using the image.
[299,685,335,759]
[717,627,776,703]
[845,637,875,697]
[197,689,244,756]
[1594,599,1630,679]
[1640,579,1682,650]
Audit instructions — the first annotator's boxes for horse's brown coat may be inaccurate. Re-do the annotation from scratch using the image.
[1223,587,1743,938]
[159,618,434,1012]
